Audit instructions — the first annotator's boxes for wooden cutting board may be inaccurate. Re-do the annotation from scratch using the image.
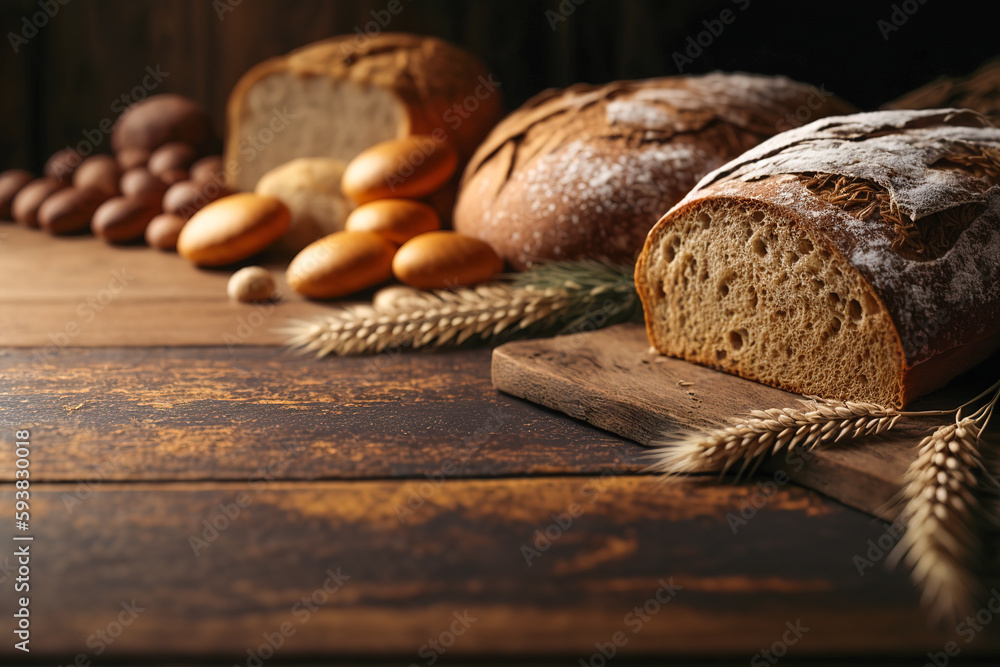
[492,323,998,521]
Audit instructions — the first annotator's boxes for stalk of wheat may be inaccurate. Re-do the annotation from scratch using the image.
[645,397,901,481]
[888,418,990,621]
[281,260,642,357]
[888,383,1000,621]
[648,379,1000,622]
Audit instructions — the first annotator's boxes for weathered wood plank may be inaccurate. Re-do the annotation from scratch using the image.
[0,224,352,347]
[492,324,1000,521]
[0,345,643,482]
[3,477,992,658]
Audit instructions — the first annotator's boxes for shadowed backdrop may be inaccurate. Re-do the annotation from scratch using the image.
[2,0,998,172]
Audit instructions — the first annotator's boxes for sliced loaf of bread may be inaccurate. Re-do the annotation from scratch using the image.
[226,34,503,192]
[635,109,1000,407]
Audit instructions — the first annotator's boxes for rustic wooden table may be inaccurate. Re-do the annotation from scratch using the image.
[2,223,999,664]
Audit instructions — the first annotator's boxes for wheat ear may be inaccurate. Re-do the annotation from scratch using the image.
[645,398,901,481]
[281,260,642,357]
[887,380,1000,621]
[281,283,570,356]
[887,418,988,620]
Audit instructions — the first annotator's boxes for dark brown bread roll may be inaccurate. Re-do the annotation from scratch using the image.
[111,94,214,156]
[454,72,856,270]
[0,169,34,219]
[635,108,1000,408]
[12,177,66,227]
[38,187,109,235]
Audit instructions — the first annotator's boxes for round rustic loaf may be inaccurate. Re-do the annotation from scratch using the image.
[225,33,503,192]
[455,72,857,270]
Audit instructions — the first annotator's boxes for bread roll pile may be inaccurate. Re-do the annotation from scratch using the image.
[286,135,502,299]
[1,94,229,249]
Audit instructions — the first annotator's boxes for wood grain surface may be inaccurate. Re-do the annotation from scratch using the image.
[0,345,643,482]
[5,478,999,659]
[492,325,1000,521]
[4,215,1000,660]
[0,224,351,347]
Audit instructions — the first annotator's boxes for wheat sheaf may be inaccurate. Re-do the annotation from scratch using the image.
[647,379,1000,621]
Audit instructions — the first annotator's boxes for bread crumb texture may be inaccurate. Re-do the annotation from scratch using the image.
[637,109,1000,407]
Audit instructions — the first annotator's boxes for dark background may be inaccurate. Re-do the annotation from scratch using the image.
[2,0,998,172]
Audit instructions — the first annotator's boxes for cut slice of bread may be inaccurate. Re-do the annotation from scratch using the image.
[636,109,1000,407]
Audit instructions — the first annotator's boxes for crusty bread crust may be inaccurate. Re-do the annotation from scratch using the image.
[455,72,856,270]
[636,108,1000,407]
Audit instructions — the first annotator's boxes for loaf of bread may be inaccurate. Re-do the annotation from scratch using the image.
[884,59,1000,119]
[635,108,1000,408]
[226,33,503,192]
[454,73,856,270]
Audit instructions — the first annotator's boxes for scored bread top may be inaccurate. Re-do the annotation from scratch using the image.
[455,72,856,269]
[671,108,1000,366]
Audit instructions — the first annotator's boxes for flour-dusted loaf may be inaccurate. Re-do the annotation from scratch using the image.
[226,33,504,192]
[454,73,856,270]
[636,109,1000,408]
